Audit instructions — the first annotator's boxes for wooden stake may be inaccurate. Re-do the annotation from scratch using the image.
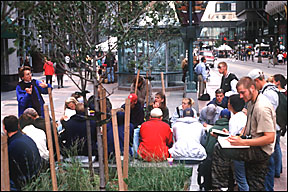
[161,72,165,95]
[1,134,10,191]
[100,88,109,183]
[44,105,58,191]
[111,109,125,191]
[134,70,140,95]
[48,88,61,163]
[145,71,149,109]
[123,98,131,190]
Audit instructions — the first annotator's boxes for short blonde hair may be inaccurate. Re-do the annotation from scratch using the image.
[182,98,194,106]
[65,97,78,109]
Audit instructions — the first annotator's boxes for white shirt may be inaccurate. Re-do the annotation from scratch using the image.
[224,72,238,97]
[168,117,207,160]
[22,125,49,160]
[229,111,247,136]
[261,83,280,131]
[277,54,283,60]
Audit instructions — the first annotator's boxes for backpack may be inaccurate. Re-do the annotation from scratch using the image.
[262,85,287,136]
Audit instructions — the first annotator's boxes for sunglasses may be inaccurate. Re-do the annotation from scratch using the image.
[217,66,222,69]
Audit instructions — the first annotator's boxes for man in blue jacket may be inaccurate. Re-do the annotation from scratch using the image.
[16,66,52,117]
[207,88,228,108]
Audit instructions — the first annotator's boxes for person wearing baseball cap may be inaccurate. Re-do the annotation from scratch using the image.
[199,104,223,127]
[137,108,173,162]
[248,69,282,190]
[121,93,144,128]
[168,108,207,161]
[121,93,145,158]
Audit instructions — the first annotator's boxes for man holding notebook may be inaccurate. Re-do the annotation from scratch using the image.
[210,77,276,191]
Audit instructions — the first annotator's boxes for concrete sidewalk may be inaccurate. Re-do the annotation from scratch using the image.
[1,65,286,191]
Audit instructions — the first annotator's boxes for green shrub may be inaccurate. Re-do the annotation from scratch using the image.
[22,140,100,191]
[22,159,100,191]
[106,163,192,191]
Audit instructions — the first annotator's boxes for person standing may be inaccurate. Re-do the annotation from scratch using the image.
[251,50,254,62]
[283,51,287,65]
[211,77,276,191]
[16,66,52,118]
[227,94,249,191]
[195,57,208,99]
[248,69,282,190]
[277,51,284,65]
[24,56,31,67]
[273,74,287,96]
[130,76,152,107]
[55,61,65,89]
[268,52,274,68]
[3,115,42,191]
[105,52,116,83]
[217,61,239,97]
[43,56,55,86]
[181,57,188,83]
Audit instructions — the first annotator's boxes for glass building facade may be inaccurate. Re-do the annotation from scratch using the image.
[117,33,186,90]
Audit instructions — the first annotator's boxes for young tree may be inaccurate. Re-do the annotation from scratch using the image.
[2,1,178,189]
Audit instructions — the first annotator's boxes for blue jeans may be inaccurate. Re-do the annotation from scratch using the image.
[274,131,282,177]
[234,160,249,191]
[106,67,114,83]
[132,127,140,158]
[264,131,282,191]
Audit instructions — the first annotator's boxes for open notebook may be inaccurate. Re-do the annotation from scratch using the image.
[218,136,250,148]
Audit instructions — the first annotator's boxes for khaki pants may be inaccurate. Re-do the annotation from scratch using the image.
[198,74,206,98]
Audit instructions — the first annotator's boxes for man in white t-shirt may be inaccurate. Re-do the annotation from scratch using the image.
[277,52,284,64]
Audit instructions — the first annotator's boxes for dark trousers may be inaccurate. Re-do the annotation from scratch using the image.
[46,75,52,86]
[211,143,270,191]
[57,74,63,87]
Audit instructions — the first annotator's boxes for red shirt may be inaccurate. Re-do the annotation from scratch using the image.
[137,118,173,162]
[43,61,54,75]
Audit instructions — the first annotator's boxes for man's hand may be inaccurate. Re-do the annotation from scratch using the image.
[25,85,32,94]
[39,80,48,88]
[227,136,244,146]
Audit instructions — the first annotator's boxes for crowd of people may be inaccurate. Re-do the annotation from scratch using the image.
[3,57,287,191]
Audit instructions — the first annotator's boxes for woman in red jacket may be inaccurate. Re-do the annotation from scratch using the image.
[43,57,55,86]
